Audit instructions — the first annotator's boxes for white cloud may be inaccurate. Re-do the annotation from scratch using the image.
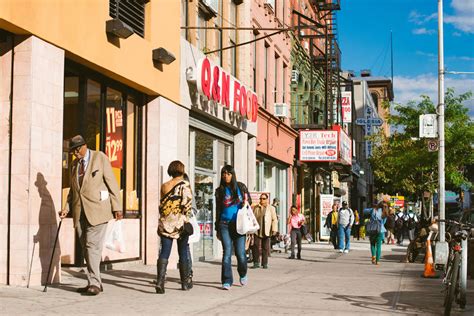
[446,0,474,34]
[412,28,436,35]
[416,51,437,60]
[452,31,462,37]
[409,10,437,25]
[393,74,474,117]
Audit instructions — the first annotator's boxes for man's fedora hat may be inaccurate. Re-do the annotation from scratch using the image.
[69,135,86,151]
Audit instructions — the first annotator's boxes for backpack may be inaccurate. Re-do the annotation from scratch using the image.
[407,214,416,230]
[366,211,382,235]
[395,215,404,230]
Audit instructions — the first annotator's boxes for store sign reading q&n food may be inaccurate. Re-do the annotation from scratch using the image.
[197,57,258,122]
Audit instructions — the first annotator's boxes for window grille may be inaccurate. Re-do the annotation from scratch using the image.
[109,0,146,38]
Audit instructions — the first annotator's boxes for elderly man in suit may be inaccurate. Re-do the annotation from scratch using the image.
[60,135,122,295]
[251,193,278,269]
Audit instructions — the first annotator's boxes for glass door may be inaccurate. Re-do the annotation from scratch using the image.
[193,171,214,261]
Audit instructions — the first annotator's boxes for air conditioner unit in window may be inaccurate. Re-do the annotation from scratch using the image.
[274,103,289,118]
[202,0,218,14]
[291,70,299,83]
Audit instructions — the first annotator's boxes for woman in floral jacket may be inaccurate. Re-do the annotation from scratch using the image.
[156,160,193,294]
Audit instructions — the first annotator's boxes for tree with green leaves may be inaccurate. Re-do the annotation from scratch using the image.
[369,88,473,213]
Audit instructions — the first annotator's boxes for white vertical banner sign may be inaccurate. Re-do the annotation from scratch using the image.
[320,194,334,240]
[341,91,352,123]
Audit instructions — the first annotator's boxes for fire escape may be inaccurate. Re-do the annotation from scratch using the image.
[293,0,341,129]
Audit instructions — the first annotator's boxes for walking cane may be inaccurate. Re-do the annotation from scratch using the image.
[27,239,36,288]
[43,219,62,293]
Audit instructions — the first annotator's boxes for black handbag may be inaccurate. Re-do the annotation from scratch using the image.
[182,222,194,236]
[300,224,308,235]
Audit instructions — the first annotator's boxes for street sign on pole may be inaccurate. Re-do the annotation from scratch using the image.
[355,118,383,126]
[427,139,439,152]
[419,114,438,138]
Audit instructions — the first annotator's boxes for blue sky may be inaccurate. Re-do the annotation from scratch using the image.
[338,0,474,111]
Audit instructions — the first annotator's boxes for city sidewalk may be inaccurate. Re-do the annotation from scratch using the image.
[1,240,473,315]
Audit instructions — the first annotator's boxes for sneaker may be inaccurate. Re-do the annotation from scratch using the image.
[344,249,349,253]
[262,264,268,269]
[240,276,248,286]
[222,283,231,290]
[338,249,344,253]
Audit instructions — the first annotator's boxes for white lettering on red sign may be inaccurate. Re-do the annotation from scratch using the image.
[196,57,258,122]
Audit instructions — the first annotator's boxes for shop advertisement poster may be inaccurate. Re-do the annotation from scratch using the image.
[105,107,123,169]
[300,130,338,162]
[341,91,352,123]
[338,128,352,165]
[320,194,334,240]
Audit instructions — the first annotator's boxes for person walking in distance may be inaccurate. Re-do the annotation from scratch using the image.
[324,203,339,249]
[287,206,304,259]
[369,201,387,265]
[251,193,278,269]
[337,201,354,253]
[156,161,193,294]
[215,165,251,290]
[60,135,122,296]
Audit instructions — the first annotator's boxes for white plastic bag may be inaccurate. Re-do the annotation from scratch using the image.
[236,202,260,235]
[188,209,201,244]
[105,220,126,253]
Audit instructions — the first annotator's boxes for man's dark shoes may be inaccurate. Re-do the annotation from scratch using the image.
[288,255,295,259]
[76,286,89,293]
[77,285,103,294]
[250,262,260,269]
[85,285,101,296]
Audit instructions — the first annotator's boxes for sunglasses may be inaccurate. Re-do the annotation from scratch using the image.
[260,197,268,200]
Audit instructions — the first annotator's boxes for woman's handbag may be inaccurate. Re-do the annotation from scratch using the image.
[188,208,201,243]
[236,202,260,235]
[366,217,382,235]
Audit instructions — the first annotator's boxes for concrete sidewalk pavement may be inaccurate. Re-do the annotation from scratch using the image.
[1,240,473,315]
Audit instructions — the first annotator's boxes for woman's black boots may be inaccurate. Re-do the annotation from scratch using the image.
[155,259,168,294]
[178,262,193,290]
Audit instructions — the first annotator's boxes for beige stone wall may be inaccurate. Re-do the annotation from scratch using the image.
[8,36,64,286]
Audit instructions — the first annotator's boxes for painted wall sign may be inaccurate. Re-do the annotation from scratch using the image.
[299,130,338,162]
[196,57,258,122]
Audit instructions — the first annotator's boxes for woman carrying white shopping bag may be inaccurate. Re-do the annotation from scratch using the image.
[215,165,252,290]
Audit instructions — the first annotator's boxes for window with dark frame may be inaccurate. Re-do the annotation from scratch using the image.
[62,61,143,219]
[109,0,146,38]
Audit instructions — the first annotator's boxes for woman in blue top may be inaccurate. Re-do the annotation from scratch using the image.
[215,165,252,290]
[370,201,387,265]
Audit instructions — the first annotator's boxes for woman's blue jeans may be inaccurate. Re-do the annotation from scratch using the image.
[338,225,352,250]
[159,234,189,262]
[219,221,247,285]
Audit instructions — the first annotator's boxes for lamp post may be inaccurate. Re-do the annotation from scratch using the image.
[435,0,449,266]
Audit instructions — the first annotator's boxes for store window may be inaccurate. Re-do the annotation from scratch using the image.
[62,62,142,218]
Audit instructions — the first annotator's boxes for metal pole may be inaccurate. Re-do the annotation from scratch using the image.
[435,0,449,266]
[438,0,445,243]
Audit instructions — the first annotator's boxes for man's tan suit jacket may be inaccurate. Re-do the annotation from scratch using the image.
[66,150,122,228]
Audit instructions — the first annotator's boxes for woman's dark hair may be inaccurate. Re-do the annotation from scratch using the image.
[260,193,269,200]
[219,165,240,203]
[168,160,185,178]
[290,205,298,212]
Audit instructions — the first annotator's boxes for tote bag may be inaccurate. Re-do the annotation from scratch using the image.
[366,215,382,235]
[236,202,260,235]
[188,208,201,244]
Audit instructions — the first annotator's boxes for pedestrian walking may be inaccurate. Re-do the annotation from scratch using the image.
[337,201,354,253]
[324,203,339,249]
[59,135,122,296]
[405,207,419,242]
[251,193,278,269]
[385,207,396,244]
[287,205,304,259]
[395,209,405,245]
[215,165,251,290]
[155,161,193,294]
[353,209,361,240]
[369,201,387,265]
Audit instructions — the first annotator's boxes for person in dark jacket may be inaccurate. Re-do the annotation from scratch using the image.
[215,165,252,290]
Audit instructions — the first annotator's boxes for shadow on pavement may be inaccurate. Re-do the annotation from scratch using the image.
[322,290,441,315]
